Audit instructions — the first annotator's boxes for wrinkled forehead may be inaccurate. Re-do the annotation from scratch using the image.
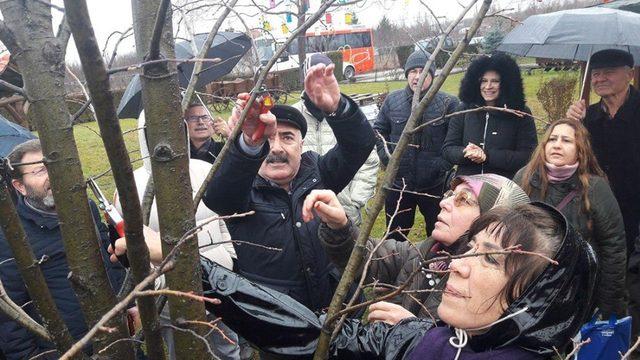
[185,105,208,117]
[275,122,302,139]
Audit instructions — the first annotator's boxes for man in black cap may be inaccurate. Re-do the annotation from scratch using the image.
[567,48,640,330]
[292,54,379,226]
[374,49,459,241]
[203,63,375,312]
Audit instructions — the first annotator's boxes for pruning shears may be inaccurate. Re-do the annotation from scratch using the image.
[252,67,275,140]
[87,177,129,267]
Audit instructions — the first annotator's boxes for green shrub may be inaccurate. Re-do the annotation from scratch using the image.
[326,51,344,82]
[396,45,414,69]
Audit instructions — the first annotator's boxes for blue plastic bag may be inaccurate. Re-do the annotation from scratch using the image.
[576,315,632,360]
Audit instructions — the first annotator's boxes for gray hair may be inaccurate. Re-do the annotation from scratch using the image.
[7,139,42,179]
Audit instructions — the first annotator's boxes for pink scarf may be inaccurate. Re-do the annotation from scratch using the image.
[545,162,579,183]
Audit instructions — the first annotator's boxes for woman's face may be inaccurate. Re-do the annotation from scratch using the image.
[437,228,509,331]
[480,70,501,106]
[544,124,578,166]
[432,183,481,247]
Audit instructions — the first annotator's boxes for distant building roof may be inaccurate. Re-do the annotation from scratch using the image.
[596,0,640,13]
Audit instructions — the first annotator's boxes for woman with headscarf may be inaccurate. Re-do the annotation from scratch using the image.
[513,119,626,317]
[201,202,597,359]
[310,174,529,324]
[442,54,537,179]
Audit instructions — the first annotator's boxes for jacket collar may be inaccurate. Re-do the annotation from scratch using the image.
[16,195,59,230]
[595,85,640,120]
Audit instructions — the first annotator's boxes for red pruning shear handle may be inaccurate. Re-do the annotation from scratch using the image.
[253,92,274,141]
[87,178,129,267]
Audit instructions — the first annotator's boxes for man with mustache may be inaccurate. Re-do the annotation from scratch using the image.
[186,101,228,164]
[203,63,376,312]
[0,139,125,359]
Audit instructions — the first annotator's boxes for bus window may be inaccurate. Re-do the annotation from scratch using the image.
[361,32,372,47]
[329,34,346,51]
[345,33,364,48]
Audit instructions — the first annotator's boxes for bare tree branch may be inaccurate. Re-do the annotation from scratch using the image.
[0,178,77,355]
[192,0,340,208]
[0,79,26,97]
[63,1,166,358]
[180,0,240,112]
[148,0,171,61]
[314,1,493,358]
[56,14,72,54]
[0,281,51,342]
[58,210,254,360]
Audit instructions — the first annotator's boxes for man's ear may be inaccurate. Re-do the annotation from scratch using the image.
[11,178,27,196]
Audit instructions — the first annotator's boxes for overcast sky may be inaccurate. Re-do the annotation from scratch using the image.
[59,0,553,63]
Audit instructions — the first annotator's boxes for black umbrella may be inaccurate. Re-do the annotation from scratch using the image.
[0,116,36,157]
[117,32,252,119]
[497,8,640,63]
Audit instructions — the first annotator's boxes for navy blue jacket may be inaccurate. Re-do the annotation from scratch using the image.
[0,197,125,359]
[203,95,375,311]
[374,86,459,191]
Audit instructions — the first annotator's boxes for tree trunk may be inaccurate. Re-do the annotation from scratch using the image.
[130,1,209,358]
[0,1,134,358]
[0,178,79,358]
[297,3,307,85]
[62,1,166,359]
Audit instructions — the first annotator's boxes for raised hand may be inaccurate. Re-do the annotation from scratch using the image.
[228,93,277,147]
[304,64,341,113]
[302,189,348,230]
[566,99,587,122]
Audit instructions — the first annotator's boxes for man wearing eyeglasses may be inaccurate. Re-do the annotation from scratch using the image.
[0,139,125,360]
[186,102,229,164]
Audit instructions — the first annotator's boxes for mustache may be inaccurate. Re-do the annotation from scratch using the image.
[266,154,289,164]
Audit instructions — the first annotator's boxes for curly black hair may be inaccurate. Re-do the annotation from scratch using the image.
[458,53,526,110]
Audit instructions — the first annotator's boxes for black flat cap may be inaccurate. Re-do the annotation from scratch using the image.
[271,104,307,138]
[590,49,634,69]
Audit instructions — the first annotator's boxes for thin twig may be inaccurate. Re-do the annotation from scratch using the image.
[58,210,255,360]
[410,105,535,134]
[107,57,222,75]
[621,336,640,359]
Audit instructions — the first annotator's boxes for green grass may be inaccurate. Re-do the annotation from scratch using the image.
[74,68,580,241]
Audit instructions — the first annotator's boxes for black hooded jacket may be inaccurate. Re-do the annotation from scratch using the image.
[201,202,598,359]
[328,202,598,359]
[442,54,537,179]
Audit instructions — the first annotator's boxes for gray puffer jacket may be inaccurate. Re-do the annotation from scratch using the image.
[374,86,459,191]
[513,169,627,317]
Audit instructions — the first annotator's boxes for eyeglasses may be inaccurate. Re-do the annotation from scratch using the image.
[185,115,212,123]
[22,166,48,178]
[443,189,479,207]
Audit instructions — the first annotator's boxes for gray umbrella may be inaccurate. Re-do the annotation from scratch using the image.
[497,7,640,64]
[117,32,252,119]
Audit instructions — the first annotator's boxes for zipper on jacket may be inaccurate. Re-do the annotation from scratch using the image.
[480,112,489,174]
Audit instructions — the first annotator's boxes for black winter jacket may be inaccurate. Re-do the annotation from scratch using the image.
[190,138,224,164]
[513,169,627,316]
[0,197,125,360]
[328,202,597,359]
[442,104,537,179]
[585,86,640,255]
[374,86,459,191]
[203,95,375,311]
